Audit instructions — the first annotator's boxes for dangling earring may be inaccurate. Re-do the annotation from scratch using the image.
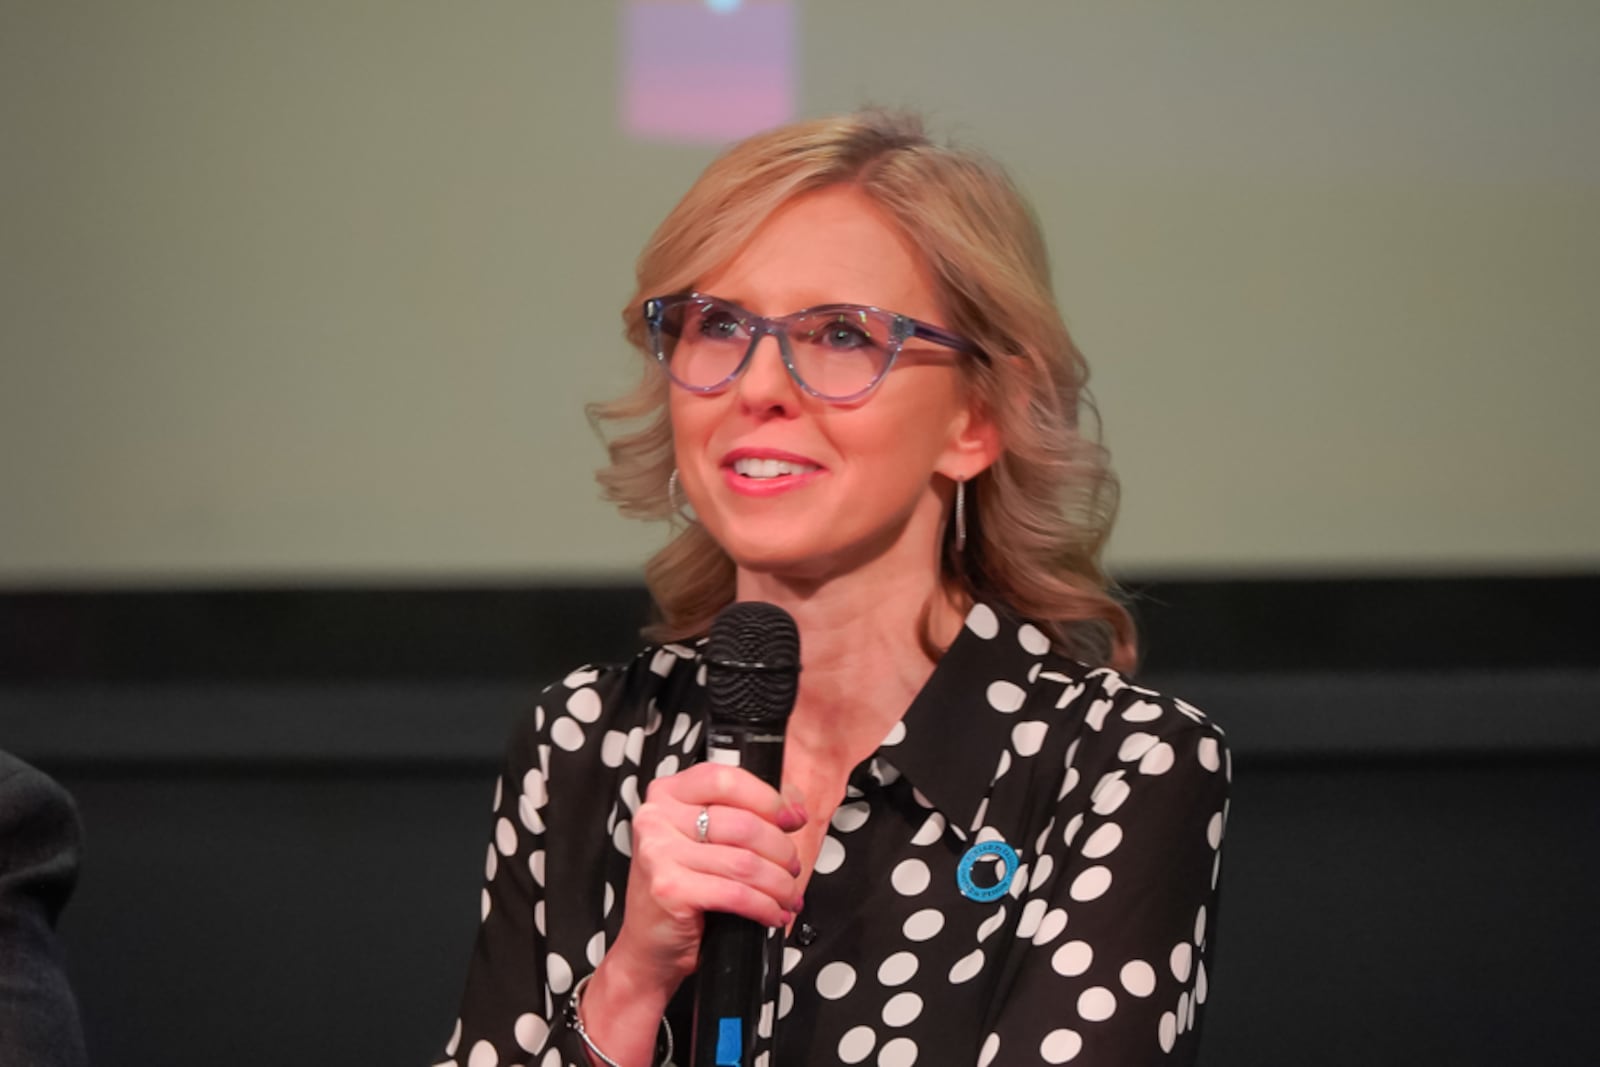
[667,468,696,523]
[953,478,968,552]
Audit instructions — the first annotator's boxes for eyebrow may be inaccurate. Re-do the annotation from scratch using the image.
[700,291,886,316]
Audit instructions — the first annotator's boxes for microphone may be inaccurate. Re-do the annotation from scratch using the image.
[690,601,801,1067]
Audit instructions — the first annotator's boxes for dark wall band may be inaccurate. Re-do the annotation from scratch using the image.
[3,574,1594,682]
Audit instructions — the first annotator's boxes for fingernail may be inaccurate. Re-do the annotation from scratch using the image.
[778,804,806,831]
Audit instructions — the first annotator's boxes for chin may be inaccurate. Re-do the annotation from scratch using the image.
[706,506,928,586]
[722,529,916,590]
[705,525,826,580]
[721,539,830,579]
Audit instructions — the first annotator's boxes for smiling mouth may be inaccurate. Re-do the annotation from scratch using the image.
[730,457,821,480]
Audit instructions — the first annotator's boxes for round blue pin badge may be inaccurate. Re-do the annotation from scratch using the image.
[956,840,1019,903]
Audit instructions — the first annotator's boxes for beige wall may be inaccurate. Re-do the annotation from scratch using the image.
[3,1,1596,585]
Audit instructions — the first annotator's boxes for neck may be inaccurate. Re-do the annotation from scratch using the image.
[734,564,966,774]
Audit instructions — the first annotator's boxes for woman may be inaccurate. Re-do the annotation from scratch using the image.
[442,111,1229,1066]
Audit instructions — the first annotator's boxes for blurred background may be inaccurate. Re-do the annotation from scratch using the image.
[1,2,1596,1064]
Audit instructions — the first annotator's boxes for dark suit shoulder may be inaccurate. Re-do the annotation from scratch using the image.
[0,751,83,918]
[0,750,89,1067]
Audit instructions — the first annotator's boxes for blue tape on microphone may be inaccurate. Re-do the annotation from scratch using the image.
[715,1016,743,1065]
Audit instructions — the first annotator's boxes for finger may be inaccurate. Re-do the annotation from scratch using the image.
[649,856,799,929]
[690,804,802,876]
[677,840,802,912]
[781,782,809,820]
[631,799,800,883]
[648,763,806,828]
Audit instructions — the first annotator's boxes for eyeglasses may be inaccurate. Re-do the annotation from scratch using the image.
[643,292,982,404]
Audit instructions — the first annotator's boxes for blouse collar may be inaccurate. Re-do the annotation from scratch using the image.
[861,602,1081,842]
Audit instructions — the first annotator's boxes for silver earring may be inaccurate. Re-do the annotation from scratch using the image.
[954,478,967,552]
[667,468,696,523]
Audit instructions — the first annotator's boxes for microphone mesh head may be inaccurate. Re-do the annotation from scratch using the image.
[706,602,800,727]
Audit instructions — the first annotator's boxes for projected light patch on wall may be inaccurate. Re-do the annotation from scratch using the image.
[623,0,795,143]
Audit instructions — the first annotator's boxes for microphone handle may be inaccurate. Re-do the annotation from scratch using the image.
[690,722,787,1067]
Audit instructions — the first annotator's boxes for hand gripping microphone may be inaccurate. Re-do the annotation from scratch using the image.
[689,601,800,1067]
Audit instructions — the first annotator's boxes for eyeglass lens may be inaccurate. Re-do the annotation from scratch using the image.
[656,298,897,400]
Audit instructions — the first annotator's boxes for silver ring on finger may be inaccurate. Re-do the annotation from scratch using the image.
[695,806,711,844]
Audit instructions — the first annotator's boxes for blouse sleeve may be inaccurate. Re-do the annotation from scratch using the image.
[979,696,1230,1066]
[437,687,588,1067]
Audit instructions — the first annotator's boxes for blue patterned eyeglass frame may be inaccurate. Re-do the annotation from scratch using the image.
[643,292,986,404]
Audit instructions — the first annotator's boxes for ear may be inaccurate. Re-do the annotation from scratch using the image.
[936,399,1003,483]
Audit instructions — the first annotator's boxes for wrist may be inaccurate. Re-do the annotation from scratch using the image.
[587,947,679,1020]
[574,954,678,1067]
[600,928,697,1005]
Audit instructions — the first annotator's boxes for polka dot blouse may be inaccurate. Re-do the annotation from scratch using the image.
[440,603,1230,1066]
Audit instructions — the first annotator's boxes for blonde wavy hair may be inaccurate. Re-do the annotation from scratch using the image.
[588,110,1137,672]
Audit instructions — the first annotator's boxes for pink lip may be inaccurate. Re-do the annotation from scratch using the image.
[721,447,824,468]
[719,447,827,497]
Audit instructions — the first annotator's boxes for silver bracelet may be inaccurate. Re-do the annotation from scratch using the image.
[567,972,674,1067]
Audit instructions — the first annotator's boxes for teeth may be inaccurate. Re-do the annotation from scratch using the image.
[732,457,818,479]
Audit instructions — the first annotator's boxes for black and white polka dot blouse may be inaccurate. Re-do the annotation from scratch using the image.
[440,603,1230,1066]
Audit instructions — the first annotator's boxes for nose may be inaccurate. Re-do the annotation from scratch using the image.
[734,328,802,417]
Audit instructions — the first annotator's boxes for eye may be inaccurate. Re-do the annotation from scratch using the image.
[694,306,745,342]
[811,315,877,351]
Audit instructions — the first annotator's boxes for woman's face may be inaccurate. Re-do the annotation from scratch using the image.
[670,184,996,587]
